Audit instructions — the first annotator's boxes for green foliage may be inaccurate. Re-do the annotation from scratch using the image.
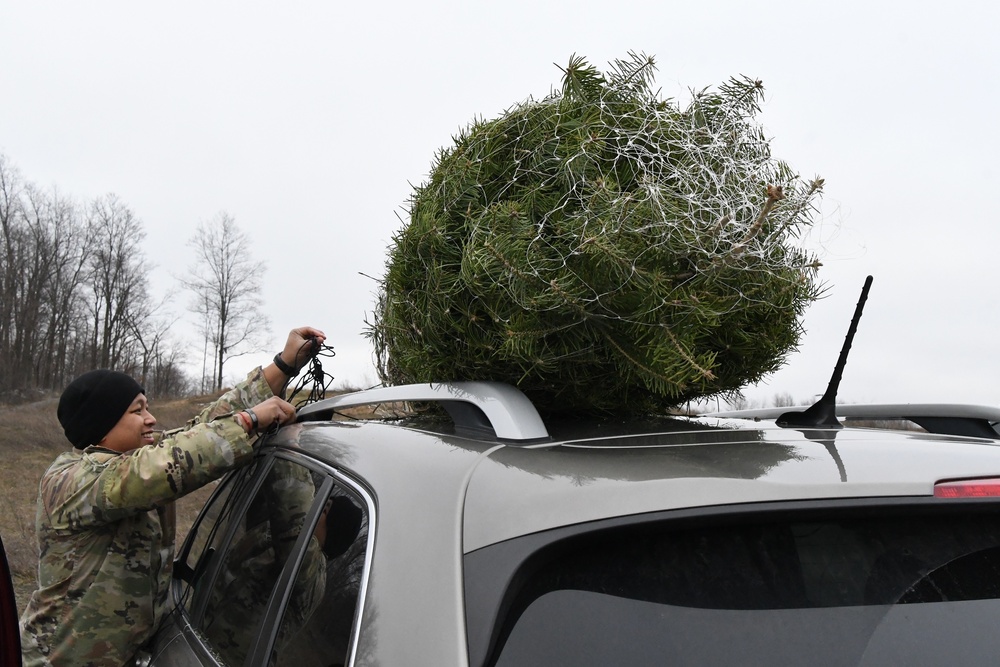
[367,53,824,415]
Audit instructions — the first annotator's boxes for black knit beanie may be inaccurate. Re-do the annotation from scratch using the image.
[57,370,145,449]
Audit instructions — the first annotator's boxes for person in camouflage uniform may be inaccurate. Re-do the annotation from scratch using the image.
[18,326,326,667]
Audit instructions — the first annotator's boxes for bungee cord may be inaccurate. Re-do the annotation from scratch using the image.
[283,339,337,409]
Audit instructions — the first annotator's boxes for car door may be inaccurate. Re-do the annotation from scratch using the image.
[0,532,21,667]
[144,450,373,667]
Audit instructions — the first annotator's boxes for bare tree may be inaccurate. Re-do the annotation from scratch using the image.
[183,212,271,391]
[36,187,92,388]
[0,161,93,397]
[0,155,192,400]
[148,338,193,398]
[20,184,90,389]
[772,391,797,407]
[127,310,192,398]
[190,285,219,394]
[126,292,178,390]
[726,394,750,411]
[85,194,150,370]
[0,156,26,392]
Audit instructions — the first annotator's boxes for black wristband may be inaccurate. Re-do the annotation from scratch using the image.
[245,408,259,432]
[273,353,298,376]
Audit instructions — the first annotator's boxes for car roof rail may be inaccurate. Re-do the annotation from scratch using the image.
[295,381,550,442]
[706,403,1000,439]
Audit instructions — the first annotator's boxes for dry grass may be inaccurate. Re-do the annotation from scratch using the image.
[0,393,226,615]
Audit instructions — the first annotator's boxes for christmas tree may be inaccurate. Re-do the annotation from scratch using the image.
[367,53,824,414]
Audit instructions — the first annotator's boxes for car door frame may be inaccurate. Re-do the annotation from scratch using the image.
[147,448,377,667]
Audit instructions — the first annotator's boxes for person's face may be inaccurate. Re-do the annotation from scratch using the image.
[100,393,157,453]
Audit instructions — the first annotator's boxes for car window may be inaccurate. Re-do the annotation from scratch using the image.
[176,454,370,666]
[174,456,266,600]
[271,490,369,667]
[478,505,1000,666]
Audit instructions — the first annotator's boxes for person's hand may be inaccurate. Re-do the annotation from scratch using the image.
[245,396,296,432]
[278,326,327,373]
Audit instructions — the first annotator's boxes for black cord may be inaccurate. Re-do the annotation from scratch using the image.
[283,340,336,409]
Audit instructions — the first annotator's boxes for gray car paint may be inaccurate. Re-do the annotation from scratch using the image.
[147,414,1000,667]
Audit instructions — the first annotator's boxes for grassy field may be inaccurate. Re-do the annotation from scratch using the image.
[1,393,236,616]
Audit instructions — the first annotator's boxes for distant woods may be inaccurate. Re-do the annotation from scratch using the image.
[0,154,268,403]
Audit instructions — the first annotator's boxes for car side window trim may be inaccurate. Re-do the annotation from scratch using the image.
[302,453,378,667]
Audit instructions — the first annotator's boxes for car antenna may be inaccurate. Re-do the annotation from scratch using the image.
[777,275,874,429]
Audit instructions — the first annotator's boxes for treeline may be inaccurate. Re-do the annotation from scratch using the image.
[0,154,190,402]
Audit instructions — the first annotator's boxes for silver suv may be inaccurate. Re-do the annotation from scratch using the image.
[118,380,1000,667]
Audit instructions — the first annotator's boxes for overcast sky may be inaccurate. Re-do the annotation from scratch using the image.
[2,1,997,407]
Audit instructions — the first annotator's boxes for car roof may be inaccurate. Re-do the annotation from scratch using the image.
[278,410,1000,553]
[463,419,1000,550]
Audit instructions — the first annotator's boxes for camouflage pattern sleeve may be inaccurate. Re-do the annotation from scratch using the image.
[91,366,273,520]
[187,366,275,426]
[40,403,256,530]
[103,417,254,515]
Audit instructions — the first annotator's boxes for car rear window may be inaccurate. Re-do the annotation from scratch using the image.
[471,503,1000,666]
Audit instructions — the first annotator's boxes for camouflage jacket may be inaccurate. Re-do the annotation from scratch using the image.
[19,368,274,667]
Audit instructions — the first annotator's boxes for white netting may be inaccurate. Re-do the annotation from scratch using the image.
[370,54,825,411]
[456,69,821,318]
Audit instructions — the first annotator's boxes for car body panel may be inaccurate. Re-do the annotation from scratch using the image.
[463,421,1000,551]
[272,416,1000,667]
[144,400,1000,667]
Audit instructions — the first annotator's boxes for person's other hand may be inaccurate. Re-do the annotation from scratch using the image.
[248,396,296,431]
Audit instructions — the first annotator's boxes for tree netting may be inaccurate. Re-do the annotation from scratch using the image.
[367,53,824,415]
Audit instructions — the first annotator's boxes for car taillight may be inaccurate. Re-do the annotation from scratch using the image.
[934,478,1000,498]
